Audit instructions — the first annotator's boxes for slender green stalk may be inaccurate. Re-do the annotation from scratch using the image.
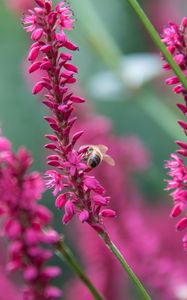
[126,0,187,91]
[99,232,152,300]
[71,0,183,142]
[56,238,105,300]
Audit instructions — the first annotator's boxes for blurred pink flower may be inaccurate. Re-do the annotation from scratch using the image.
[0,135,61,299]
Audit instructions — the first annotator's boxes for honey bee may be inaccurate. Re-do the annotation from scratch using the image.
[82,144,115,168]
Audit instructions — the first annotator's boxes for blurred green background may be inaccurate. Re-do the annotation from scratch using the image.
[0,0,187,293]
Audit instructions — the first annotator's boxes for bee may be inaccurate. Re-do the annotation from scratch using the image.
[82,144,115,168]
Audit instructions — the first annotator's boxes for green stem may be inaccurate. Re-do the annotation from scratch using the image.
[99,232,152,300]
[72,0,184,142]
[126,0,187,91]
[56,238,105,300]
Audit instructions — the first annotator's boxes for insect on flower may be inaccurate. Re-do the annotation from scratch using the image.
[82,144,115,168]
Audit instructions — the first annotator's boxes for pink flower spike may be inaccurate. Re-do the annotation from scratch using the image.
[161,19,187,249]
[23,0,115,231]
[100,209,117,218]
[0,133,61,298]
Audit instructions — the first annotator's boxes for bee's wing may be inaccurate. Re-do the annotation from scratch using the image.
[97,144,108,154]
[103,154,115,166]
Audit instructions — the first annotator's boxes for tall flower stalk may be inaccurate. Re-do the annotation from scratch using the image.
[23,0,152,299]
[23,0,116,231]
[160,19,187,249]
[0,135,61,300]
[125,0,187,250]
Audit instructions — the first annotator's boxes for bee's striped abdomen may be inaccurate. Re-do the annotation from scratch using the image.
[88,154,101,168]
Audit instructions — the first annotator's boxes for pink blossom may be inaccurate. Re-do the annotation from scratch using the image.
[161,22,183,47]
[0,134,61,299]
[161,18,187,249]
[23,0,116,233]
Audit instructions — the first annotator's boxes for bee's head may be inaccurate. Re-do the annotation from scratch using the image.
[87,147,94,154]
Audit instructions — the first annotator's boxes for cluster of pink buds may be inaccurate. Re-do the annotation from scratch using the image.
[161,18,187,95]
[0,135,61,299]
[161,18,187,249]
[23,0,116,233]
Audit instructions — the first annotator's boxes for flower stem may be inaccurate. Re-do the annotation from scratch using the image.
[126,0,187,91]
[71,0,183,142]
[99,232,152,300]
[56,237,105,300]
